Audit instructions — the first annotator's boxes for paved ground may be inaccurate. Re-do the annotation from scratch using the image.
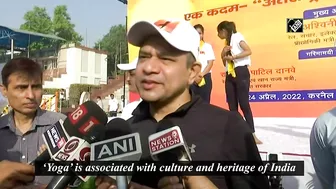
[255,118,321,189]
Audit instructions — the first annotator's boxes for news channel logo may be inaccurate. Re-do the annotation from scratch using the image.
[287,18,303,33]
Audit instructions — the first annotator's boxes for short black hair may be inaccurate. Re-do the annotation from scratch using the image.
[186,53,196,68]
[1,57,43,87]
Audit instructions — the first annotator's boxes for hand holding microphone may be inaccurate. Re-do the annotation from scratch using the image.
[44,101,108,189]
[95,177,154,189]
[0,160,34,189]
[37,144,47,156]
[158,176,218,189]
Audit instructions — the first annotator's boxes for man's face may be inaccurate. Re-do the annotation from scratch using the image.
[135,35,200,102]
[110,95,114,99]
[127,69,137,93]
[0,72,42,115]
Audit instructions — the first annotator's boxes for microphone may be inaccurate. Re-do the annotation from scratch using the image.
[30,101,108,165]
[44,102,107,189]
[63,101,108,137]
[29,120,69,165]
[46,123,105,189]
[91,118,142,189]
[148,120,191,162]
[148,120,191,189]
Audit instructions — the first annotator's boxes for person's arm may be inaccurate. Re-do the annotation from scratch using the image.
[223,112,270,189]
[201,44,215,76]
[310,112,336,189]
[116,100,120,111]
[232,33,252,60]
[0,160,35,189]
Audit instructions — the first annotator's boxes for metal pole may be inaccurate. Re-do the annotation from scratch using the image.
[114,54,117,78]
[123,72,126,107]
[10,38,14,59]
[59,90,62,113]
[85,28,88,47]
[27,35,30,58]
[124,16,128,106]
[120,42,125,107]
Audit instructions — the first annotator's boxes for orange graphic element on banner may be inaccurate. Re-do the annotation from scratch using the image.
[154,20,180,33]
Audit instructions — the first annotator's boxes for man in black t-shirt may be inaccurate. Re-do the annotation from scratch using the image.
[96,19,270,189]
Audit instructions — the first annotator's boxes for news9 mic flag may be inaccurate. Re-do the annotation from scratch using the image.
[148,126,191,161]
[42,119,69,157]
[29,120,70,165]
[90,133,142,184]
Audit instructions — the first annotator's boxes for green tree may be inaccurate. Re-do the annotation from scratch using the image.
[20,6,53,50]
[20,6,53,34]
[53,5,83,46]
[94,25,128,77]
[20,5,83,50]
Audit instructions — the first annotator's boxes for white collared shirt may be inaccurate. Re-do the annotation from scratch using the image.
[108,98,119,111]
[119,99,142,120]
[225,32,251,71]
[199,42,215,73]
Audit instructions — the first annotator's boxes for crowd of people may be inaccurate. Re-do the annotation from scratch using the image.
[0,18,332,189]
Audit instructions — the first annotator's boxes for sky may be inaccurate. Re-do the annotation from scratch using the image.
[0,0,127,47]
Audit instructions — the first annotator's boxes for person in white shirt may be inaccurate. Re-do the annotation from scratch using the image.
[117,58,142,120]
[217,21,262,144]
[108,93,119,117]
[190,24,215,103]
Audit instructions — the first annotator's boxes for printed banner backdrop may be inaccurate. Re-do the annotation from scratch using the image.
[127,0,336,117]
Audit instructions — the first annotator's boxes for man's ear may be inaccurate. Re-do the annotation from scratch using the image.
[0,85,7,98]
[189,61,202,85]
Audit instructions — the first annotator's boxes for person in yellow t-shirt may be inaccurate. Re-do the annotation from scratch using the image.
[217,21,262,144]
[190,24,215,103]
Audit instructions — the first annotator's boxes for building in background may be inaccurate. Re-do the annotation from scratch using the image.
[40,44,108,91]
[0,43,108,99]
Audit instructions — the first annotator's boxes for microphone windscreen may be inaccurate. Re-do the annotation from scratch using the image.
[63,101,108,138]
[83,123,106,143]
[104,118,132,139]
[156,120,184,161]
[82,101,108,124]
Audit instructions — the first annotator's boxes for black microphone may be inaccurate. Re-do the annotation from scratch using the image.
[45,124,106,189]
[148,120,191,188]
[62,101,108,138]
[44,102,108,189]
[30,101,108,165]
[91,118,142,189]
[46,118,130,189]
[104,118,133,138]
[30,121,69,165]
[150,119,191,162]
